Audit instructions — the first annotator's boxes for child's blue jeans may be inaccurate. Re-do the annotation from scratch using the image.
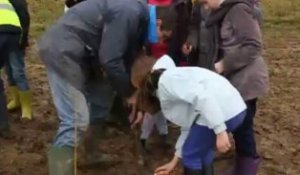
[182,110,246,170]
[5,49,30,91]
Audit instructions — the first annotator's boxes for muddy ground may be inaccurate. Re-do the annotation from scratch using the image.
[0,0,299,175]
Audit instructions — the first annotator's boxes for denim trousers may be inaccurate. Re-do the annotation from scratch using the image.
[0,33,20,130]
[47,69,113,147]
[5,49,30,91]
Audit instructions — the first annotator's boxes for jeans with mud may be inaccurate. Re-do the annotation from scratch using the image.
[47,69,113,147]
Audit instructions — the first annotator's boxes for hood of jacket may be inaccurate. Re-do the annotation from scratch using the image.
[152,55,176,70]
[206,0,253,27]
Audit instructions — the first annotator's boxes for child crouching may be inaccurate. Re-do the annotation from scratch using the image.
[140,111,169,150]
[131,54,247,175]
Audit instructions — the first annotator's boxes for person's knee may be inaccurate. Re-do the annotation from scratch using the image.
[53,121,89,147]
[77,113,90,132]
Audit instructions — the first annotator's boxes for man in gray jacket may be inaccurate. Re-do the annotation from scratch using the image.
[38,0,148,174]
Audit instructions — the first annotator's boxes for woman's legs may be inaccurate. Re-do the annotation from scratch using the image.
[224,100,261,175]
[233,99,258,157]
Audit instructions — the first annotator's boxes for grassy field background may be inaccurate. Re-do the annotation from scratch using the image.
[0,0,299,174]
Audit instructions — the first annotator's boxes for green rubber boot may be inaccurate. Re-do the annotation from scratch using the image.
[48,147,74,175]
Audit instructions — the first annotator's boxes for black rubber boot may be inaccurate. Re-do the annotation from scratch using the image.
[203,163,214,175]
[140,139,147,150]
[0,123,10,139]
[183,167,204,175]
[0,78,10,139]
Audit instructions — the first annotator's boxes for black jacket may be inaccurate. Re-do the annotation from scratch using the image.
[168,0,192,65]
[0,0,30,48]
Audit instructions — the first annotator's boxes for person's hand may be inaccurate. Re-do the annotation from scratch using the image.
[216,131,231,153]
[127,91,137,107]
[154,156,179,175]
[130,111,144,129]
[214,60,225,74]
[182,43,193,55]
[127,92,138,125]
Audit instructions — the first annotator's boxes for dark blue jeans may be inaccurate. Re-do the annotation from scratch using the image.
[5,49,30,91]
[0,33,20,129]
[233,99,258,158]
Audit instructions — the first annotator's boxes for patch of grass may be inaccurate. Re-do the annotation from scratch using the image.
[28,0,63,38]
[262,0,300,29]
[27,0,300,35]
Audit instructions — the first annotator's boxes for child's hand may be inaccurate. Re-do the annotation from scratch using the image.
[182,43,193,55]
[130,111,144,129]
[155,156,179,175]
[155,162,176,175]
[216,131,231,153]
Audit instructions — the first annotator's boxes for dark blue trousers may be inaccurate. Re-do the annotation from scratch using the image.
[182,110,246,170]
[0,33,20,130]
[233,99,258,158]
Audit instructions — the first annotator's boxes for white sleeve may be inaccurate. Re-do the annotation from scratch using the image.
[175,127,189,158]
[162,74,226,134]
[193,92,227,134]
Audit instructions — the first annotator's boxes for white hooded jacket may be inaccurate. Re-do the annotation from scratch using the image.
[152,55,246,157]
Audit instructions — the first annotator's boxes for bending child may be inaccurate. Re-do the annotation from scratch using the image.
[131,54,247,175]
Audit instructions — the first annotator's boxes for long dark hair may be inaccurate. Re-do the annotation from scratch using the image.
[137,69,166,114]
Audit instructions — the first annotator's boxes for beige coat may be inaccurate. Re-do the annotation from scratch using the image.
[220,3,269,101]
